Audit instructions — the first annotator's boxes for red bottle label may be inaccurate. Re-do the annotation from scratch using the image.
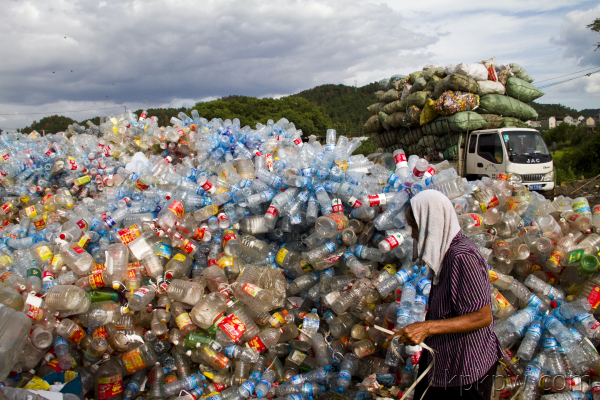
[217,314,246,343]
[248,335,268,353]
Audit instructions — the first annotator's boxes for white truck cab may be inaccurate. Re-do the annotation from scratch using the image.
[464,128,554,192]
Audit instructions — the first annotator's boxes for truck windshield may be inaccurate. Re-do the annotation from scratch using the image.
[502,131,550,157]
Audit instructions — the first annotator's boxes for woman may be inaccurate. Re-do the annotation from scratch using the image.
[388,190,502,400]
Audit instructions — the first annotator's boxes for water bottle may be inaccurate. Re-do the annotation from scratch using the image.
[517,318,542,362]
[520,358,543,400]
[506,307,539,333]
[336,353,358,392]
[376,268,412,297]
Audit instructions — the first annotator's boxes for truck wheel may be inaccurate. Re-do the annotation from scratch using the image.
[465,174,478,182]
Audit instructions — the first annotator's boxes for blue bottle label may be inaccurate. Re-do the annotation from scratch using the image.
[302,383,314,395]
[342,251,354,263]
[337,371,351,381]
[301,167,313,177]
[241,379,255,394]
[125,381,140,393]
[224,345,238,358]
[526,295,542,309]
[524,365,541,380]
[324,241,336,253]
[528,322,542,337]
[182,375,198,389]
[353,245,365,258]
[416,277,431,293]
[104,216,115,227]
[396,269,411,284]
[303,317,320,330]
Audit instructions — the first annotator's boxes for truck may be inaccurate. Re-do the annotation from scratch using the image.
[375,126,555,195]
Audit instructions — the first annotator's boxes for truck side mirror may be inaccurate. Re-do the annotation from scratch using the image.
[507,141,514,152]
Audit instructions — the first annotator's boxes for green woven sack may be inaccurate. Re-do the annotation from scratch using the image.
[505,77,544,103]
[478,95,538,121]
[447,112,487,132]
[479,114,504,129]
[433,74,479,98]
[385,112,406,128]
[501,117,530,128]
[409,71,425,84]
[378,112,391,131]
[422,116,450,136]
[423,67,445,81]
[382,101,400,115]
[381,89,400,103]
[405,91,429,109]
[363,115,382,133]
[367,103,381,114]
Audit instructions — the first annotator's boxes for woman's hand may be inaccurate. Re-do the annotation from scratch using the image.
[386,321,435,346]
[385,306,493,345]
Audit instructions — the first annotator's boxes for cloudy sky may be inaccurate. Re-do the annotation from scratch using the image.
[0,0,599,131]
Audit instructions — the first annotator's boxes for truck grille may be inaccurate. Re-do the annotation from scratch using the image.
[522,174,544,182]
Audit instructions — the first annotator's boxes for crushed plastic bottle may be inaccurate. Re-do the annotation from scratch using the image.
[2,109,600,400]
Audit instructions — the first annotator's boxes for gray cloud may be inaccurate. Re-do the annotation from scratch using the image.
[0,0,435,110]
[554,4,600,67]
[1,0,599,129]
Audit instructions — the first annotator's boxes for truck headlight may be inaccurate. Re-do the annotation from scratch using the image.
[542,170,554,182]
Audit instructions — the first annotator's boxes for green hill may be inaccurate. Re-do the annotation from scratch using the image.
[17,82,597,140]
[20,115,77,134]
[293,82,381,137]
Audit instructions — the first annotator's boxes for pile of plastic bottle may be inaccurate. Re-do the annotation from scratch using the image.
[0,110,599,400]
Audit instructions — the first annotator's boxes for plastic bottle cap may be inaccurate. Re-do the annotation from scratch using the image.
[112,282,120,290]
[580,254,599,274]
[337,388,344,393]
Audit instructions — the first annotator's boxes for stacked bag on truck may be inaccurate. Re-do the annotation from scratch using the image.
[365,58,544,158]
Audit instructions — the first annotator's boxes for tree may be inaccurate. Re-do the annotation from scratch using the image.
[588,18,600,50]
[21,115,77,134]
[189,96,333,136]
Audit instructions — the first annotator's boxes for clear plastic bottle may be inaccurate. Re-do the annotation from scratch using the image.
[127,285,156,312]
[255,369,276,398]
[302,241,337,263]
[506,307,539,333]
[520,358,543,400]
[240,235,270,261]
[45,284,91,316]
[247,328,281,354]
[105,243,129,289]
[336,353,358,393]
[123,370,145,400]
[53,336,74,370]
[147,362,165,399]
[288,272,320,295]
[95,356,124,400]
[517,318,542,362]
[162,372,206,397]
[311,333,332,367]
[314,214,348,238]
[231,282,274,313]
[167,279,204,305]
[190,292,228,330]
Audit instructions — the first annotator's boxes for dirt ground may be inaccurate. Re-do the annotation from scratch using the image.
[553,175,600,205]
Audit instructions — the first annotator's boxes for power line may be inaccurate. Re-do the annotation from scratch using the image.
[535,66,600,83]
[536,70,600,89]
[0,106,125,116]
